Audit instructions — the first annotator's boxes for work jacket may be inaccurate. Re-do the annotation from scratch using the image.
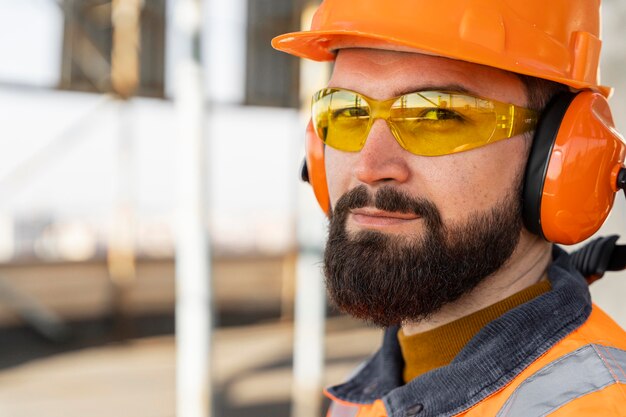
[325,247,626,417]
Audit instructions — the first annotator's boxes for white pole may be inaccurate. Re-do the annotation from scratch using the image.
[291,3,329,417]
[174,1,213,417]
[291,249,326,417]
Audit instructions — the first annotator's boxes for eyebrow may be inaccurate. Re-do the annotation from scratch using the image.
[392,84,475,97]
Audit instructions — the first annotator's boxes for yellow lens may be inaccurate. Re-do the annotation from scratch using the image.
[312,89,371,152]
[312,88,537,157]
[390,91,498,156]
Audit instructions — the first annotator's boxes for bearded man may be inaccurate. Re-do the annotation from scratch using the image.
[273,1,626,416]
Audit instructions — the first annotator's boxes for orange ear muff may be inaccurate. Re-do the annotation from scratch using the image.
[304,120,331,214]
[523,91,626,244]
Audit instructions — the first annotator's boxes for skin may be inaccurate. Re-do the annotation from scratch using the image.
[325,48,552,335]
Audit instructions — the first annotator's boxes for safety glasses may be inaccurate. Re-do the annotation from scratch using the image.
[311,88,539,156]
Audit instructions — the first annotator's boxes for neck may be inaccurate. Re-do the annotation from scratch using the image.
[402,230,552,336]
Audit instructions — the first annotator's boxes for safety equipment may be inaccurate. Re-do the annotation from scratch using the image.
[304,120,330,214]
[275,0,626,245]
[523,91,626,244]
[272,0,611,96]
[571,235,626,285]
[312,88,538,157]
[325,306,626,417]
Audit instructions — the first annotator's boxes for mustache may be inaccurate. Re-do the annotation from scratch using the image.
[331,185,442,226]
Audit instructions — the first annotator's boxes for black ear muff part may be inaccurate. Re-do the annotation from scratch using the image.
[523,91,578,239]
[618,167,626,199]
[570,235,626,283]
[301,159,310,183]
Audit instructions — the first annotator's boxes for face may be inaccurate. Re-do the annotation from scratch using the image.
[325,49,529,236]
[322,49,531,326]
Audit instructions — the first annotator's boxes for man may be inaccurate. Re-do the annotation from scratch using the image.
[273,1,626,416]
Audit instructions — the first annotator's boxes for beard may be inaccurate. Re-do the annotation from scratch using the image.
[323,184,523,327]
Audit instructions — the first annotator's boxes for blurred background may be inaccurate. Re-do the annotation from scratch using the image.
[0,1,625,417]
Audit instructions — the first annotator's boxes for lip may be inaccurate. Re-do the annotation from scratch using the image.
[350,208,420,228]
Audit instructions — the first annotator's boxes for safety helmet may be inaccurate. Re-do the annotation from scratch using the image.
[272,0,611,96]
[273,0,626,245]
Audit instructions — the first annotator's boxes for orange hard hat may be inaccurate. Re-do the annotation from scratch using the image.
[272,0,611,96]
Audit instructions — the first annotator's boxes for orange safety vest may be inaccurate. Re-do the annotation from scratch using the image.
[327,306,626,417]
[325,250,626,417]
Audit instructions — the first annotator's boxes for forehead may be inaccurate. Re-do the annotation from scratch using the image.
[329,49,527,106]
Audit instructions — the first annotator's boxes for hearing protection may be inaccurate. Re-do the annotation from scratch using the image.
[523,91,626,244]
[302,88,626,246]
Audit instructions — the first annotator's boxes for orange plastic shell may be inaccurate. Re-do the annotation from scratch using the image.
[305,121,330,214]
[272,0,611,97]
[540,92,626,244]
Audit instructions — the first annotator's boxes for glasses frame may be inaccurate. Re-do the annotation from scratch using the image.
[311,87,539,156]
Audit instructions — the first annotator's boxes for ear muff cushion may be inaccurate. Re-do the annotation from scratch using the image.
[305,120,331,214]
[523,92,577,238]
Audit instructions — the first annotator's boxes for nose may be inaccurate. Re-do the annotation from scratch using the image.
[353,119,411,186]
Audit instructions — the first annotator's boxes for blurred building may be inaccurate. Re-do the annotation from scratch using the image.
[0,0,315,264]
[0,0,328,336]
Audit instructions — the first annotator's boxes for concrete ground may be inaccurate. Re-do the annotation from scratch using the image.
[0,316,381,417]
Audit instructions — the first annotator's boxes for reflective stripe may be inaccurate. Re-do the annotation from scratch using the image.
[496,344,626,417]
[328,401,360,417]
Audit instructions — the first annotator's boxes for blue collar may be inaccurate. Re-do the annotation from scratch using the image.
[326,247,592,417]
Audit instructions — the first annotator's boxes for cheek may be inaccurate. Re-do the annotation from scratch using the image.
[324,147,355,207]
[424,137,529,221]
